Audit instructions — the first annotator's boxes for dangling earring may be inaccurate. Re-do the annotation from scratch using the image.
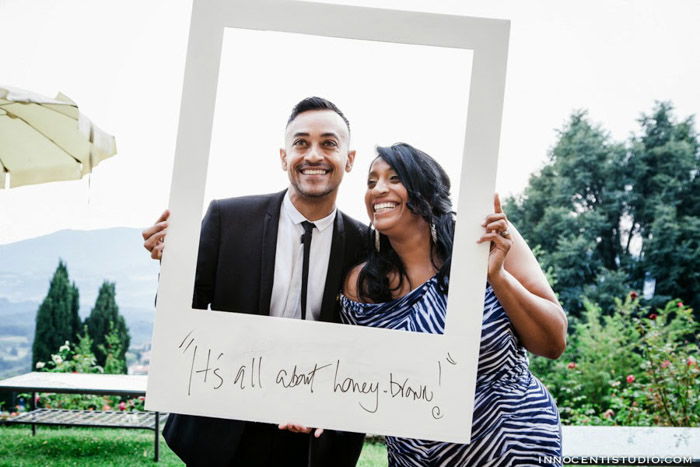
[430,222,437,244]
[370,224,380,252]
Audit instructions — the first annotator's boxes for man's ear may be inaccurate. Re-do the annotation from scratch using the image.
[345,150,356,172]
[279,148,288,171]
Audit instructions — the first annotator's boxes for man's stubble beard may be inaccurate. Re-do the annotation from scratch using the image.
[294,183,336,199]
[291,175,339,200]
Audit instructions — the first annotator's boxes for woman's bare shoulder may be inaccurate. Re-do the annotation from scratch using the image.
[343,262,366,302]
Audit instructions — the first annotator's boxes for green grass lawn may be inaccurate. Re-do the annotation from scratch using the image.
[356,439,387,467]
[0,425,387,466]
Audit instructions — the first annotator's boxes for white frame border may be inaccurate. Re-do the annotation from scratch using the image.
[146,0,509,443]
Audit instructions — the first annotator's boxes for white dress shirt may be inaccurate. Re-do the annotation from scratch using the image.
[269,192,335,321]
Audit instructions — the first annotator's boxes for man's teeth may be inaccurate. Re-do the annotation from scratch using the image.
[374,202,397,212]
[302,169,327,175]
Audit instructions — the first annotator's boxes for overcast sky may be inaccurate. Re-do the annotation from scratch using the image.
[1,0,698,244]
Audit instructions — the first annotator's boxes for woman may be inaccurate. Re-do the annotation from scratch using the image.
[341,143,567,466]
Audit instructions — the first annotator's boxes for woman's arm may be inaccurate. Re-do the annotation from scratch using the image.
[479,195,568,359]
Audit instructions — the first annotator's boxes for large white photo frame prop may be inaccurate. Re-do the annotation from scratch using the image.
[146,0,509,442]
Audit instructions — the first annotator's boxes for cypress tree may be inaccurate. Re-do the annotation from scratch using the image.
[84,281,130,372]
[69,284,81,343]
[32,260,81,368]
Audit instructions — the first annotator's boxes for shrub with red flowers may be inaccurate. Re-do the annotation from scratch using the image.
[530,295,699,427]
[635,300,699,426]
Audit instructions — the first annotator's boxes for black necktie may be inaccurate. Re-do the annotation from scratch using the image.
[300,221,316,320]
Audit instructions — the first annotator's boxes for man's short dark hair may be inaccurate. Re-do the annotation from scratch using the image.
[287,96,350,132]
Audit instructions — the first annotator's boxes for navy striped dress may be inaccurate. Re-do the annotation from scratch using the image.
[340,277,562,467]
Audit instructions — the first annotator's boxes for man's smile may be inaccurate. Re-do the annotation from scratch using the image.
[299,167,331,176]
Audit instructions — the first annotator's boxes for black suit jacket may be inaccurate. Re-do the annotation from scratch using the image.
[163,190,368,467]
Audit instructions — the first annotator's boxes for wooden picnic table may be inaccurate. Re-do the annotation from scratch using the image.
[0,372,163,462]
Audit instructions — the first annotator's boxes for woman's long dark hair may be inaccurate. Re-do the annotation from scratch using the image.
[357,143,456,303]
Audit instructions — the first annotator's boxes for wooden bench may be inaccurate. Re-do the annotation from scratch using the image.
[0,372,164,462]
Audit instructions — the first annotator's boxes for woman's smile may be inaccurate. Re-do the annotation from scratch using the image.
[373,201,398,213]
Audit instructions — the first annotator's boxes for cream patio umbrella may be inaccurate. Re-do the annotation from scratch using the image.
[0,85,117,189]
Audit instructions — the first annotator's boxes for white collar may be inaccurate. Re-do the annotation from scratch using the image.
[282,191,336,232]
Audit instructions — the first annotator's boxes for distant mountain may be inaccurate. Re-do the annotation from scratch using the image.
[0,227,160,346]
[0,227,160,309]
[0,298,37,337]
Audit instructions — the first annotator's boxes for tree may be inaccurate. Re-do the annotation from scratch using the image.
[628,103,700,310]
[84,281,130,373]
[643,206,700,310]
[506,102,700,316]
[32,260,81,368]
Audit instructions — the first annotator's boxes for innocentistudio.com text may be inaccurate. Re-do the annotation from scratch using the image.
[539,456,694,465]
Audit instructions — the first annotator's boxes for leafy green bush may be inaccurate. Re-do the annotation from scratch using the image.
[531,296,699,426]
[100,321,127,375]
[635,300,699,425]
[36,329,100,375]
[29,326,144,412]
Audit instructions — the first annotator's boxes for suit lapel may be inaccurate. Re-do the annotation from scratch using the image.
[258,190,286,316]
[319,211,346,323]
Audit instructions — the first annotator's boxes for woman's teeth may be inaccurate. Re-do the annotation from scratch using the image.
[374,202,397,213]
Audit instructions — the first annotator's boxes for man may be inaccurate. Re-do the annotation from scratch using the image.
[142,97,367,466]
